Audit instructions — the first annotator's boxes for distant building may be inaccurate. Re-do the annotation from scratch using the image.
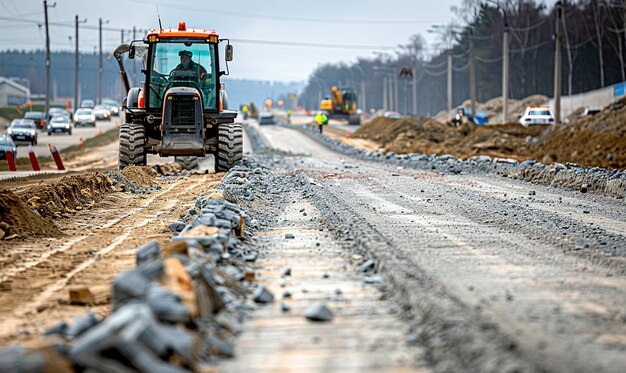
[0,77,30,107]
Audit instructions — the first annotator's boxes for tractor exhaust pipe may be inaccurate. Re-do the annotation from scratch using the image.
[108,44,131,94]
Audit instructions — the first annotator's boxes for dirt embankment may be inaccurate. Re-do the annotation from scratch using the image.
[0,189,61,239]
[354,97,626,169]
[353,116,544,160]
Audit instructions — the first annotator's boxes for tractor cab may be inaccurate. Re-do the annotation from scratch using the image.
[111,22,242,171]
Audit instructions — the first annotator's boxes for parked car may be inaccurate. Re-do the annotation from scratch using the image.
[47,115,72,136]
[258,112,276,125]
[74,108,96,127]
[580,107,602,117]
[80,99,95,109]
[519,106,555,126]
[102,99,120,116]
[383,111,402,119]
[93,105,111,120]
[7,119,38,145]
[0,135,17,160]
[23,111,46,130]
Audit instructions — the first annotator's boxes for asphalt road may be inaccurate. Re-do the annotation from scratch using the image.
[11,116,119,159]
[244,123,626,372]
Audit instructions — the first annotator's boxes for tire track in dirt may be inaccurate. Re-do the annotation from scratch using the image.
[0,172,223,344]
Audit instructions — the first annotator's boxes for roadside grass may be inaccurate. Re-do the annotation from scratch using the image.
[0,128,119,172]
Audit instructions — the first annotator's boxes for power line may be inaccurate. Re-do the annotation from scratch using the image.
[126,0,445,25]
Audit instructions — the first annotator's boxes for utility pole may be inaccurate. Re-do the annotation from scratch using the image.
[43,0,55,119]
[554,0,563,123]
[469,32,477,119]
[393,71,399,112]
[412,68,417,115]
[361,80,366,113]
[502,12,510,123]
[383,76,388,111]
[74,15,86,112]
[98,18,109,104]
[447,51,453,112]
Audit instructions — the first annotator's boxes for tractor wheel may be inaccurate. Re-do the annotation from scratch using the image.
[175,156,199,170]
[216,123,243,172]
[118,123,147,170]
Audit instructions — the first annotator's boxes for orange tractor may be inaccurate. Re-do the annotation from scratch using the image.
[111,21,242,170]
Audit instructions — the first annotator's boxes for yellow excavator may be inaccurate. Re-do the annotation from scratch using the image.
[320,86,360,125]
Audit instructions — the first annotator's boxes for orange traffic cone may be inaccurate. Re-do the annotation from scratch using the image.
[115,120,119,129]
[98,128,103,136]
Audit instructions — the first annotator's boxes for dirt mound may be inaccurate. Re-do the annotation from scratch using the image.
[152,163,182,176]
[436,94,549,122]
[353,116,543,159]
[525,97,626,168]
[20,173,112,219]
[0,189,61,239]
[121,166,157,186]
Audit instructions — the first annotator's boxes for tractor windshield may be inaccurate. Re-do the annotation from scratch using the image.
[147,40,217,110]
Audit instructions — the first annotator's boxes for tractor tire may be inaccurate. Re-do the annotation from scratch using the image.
[118,123,147,170]
[175,156,199,170]
[216,123,243,172]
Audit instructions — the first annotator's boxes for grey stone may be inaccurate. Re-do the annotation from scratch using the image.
[282,267,292,276]
[281,303,291,312]
[304,303,334,322]
[282,291,292,298]
[285,233,295,239]
[581,184,590,193]
[147,285,190,323]
[42,320,68,337]
[359,259,376,273]
[252,286,274,304]
[67,311,102,338]
[0,346,46,373]
[364,275,384,284]
[136,241,160,267]
[112,269,152,307]
[169,221,186,233]
[203,336,235,358]
[528,191,536,196]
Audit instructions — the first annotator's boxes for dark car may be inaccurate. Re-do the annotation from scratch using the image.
[258,112,276,125]
[0,135,17,160]
[48,107,73,122]
[7,119,38,145]
[47,115,72,135]
[23,111,46,130]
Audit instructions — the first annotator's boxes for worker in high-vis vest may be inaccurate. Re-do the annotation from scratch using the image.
[315,111,328,133]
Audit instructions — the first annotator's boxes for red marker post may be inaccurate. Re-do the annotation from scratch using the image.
[49,144,65,171]
[5,151,16,172]
[28,145,40,171]
[79,137,84,151]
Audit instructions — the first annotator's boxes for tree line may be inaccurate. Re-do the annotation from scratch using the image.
[299,0,626,116]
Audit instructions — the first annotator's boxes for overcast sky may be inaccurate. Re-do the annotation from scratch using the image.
[1,0,545,82]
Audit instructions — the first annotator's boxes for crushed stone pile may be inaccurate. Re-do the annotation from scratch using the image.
[0,158,269,372]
